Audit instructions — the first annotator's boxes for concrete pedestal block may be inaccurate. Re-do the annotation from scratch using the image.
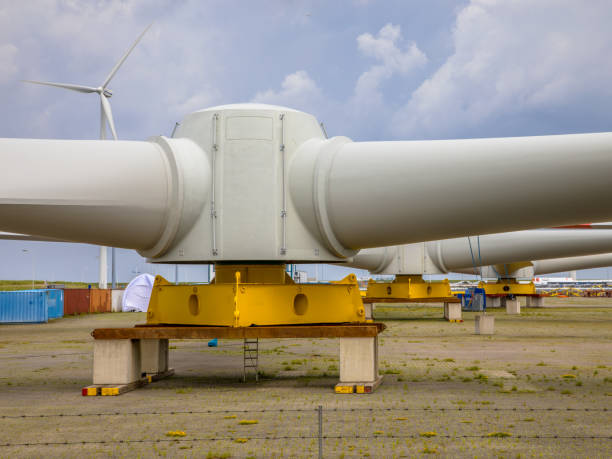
[526,296,544,307]
[339,337,379,383]
[475,315,495,335]
[111,289,124,312]
[505,299,520,315]
[93,339,141,385]
[444,302,462,321]
[487,297,502,308]
[141,339,169,374]
[364,303,373,320]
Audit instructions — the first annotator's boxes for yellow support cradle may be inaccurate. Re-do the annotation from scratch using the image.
[364,275,456,303]
[478,279,536,296]
[146,264,366,327]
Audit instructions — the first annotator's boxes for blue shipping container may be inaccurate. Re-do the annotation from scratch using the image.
[44,289,63,319]
[0,290,49,323]
[19,289,64,319]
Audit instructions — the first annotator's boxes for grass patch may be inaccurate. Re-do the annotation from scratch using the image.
[420,431,437,437]
[487,432,511,438]
[206,452,231,459]
[382,368,401,375]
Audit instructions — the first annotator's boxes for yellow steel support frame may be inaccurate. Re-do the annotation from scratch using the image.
[478,279,536,296]
[146,264,366,327]
[364,275,455,303]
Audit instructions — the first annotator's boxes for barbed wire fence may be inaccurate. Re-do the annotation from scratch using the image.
[1,406,610,457]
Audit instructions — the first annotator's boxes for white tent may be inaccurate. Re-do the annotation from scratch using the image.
[122,273,155,312]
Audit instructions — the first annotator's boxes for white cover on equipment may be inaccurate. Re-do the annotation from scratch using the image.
[122,273,155,312]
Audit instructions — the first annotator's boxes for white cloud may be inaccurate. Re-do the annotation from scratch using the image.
[0,0,222,139]
[171,89,221,116]
[0,44,18,84]
[391,0,612,138]
[354,23,427,108]
[252,70,323,112]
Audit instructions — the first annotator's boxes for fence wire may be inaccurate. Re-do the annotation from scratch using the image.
[0,406,607,420]
[1,405,610,457]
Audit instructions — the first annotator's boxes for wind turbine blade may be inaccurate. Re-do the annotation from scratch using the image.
[101,23,152,88]
[100,94,117,140]
[22,80,97,93]
[100,99,107,140]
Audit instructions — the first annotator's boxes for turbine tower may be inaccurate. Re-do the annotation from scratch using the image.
[23,23,151,289]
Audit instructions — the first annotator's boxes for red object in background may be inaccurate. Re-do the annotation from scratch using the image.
[553,223,593,229]
[63,289,90,315]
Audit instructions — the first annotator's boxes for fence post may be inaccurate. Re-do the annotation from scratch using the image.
[318,405,323,459]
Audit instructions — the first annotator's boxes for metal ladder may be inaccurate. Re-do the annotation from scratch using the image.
[243,338,259,382]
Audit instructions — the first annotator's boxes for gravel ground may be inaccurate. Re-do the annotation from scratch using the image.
[0,301,611,458]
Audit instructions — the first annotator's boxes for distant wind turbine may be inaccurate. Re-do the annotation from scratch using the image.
[22,23,152,289]
[23,23,152,140]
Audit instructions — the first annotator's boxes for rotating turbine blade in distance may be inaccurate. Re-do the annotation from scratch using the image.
[22,80,98,93]
[100,93,117,140]
[100,98,107,140]
[101,23,152,89]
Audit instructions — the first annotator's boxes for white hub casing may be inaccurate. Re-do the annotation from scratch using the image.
[162,104,345,263]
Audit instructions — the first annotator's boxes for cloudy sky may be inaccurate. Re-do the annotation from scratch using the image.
[2,0,612,283]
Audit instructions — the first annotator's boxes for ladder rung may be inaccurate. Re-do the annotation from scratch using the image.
[243,338,259,382]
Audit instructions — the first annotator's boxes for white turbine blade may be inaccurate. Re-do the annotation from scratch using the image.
[22,80,97,93]
[100,94,117,140]
[100,99,107,140]
[101,23,152,88]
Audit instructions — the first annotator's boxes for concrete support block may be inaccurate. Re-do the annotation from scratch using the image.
[487,296,502,308]
[339,337,379,383]
[475,315,495,335]
[444,302,462,321]
[141,339,169,374]
[364,303,373,320]
[93,339,141,385]
[505,299,521,315]
[111,289,124,312]
[526,296,544,307]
